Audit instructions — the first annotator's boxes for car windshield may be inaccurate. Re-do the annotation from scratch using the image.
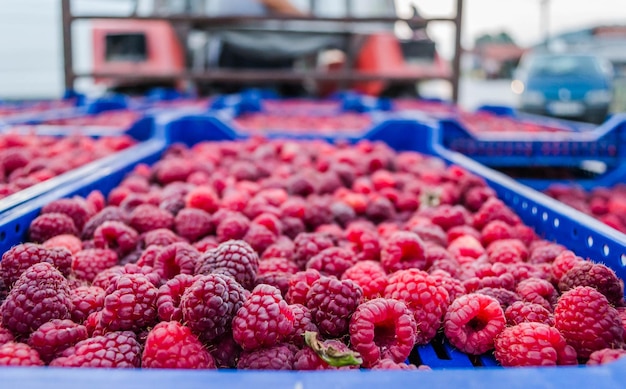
[528,55,599,77]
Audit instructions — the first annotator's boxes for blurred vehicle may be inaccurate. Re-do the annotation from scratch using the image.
[512,52,614,124]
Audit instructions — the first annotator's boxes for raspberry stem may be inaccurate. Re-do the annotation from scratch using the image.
[304,331,362,367]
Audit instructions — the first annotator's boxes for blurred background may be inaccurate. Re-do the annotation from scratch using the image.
[1,0,626,118]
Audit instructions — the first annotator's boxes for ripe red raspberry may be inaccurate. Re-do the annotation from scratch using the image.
[285,269,321,305]
[0,342,44,366]
[216,212,250,242]
[50,331,141,368]
[474,287,521,311]
[430,204,468,231]
[551,250,584,282]
[195,240,259,290]
[86,190,106,214]
[345,223,380,262]
[513,225,537,246]
[558,261,624,306]
[93,221,139,258]
[243,223,277,255]
[70,286,105,324]
[41,198,92,231]
[306,247,355,278]
[364,196,396,224]
[429,269,466,305]
[142,321,216,369]
[262,237,295,261]
[516,277,558,311]
[136,246,161,267]
[233,285,294,350]
[380,231,427,273]
[100,274,158,332]
[92,263,160,291]
[81,206,128,239]
[505,301,554,326]
[1,262,72,336]
[71,248,118,283]
[587,348,626,366]
[443,293,506,355]
[555,286,624,360]
[447,235,485,262]
[255,272,290,296]
[152,242,200,281]
[371,359,419,370]
[486,239,528,264]
[1,243,72,287]
[27,319,88,363]
[410,222,448,248]
[259,257,299,275]
[175,208,213,242]
[43,234,83,254]
[154,158,194,185]
[186,186,220,213]
[181,273,248,342]
[210,334,242,368]
[307,277,363,338]
[472,198,521,230]
[529,242,566,264]
[29,212,78,242]
[349,298,417,367]
[341,261,387,300]
[286,304,318,347]
[237,344,296,370]
[463,273,516,293]
[293,339,358,370]
[129,204,174,233]
[494,322,578,367]
[464,186,497,212]
[0,327,14,346]
[143,228,185,248]
[193,236,219,253]
[480,220,514,247]
[447,225,481,244]
[384,269,448,344]
[304,197,335,230]
[293,232,334,269]
[157,274,199,322]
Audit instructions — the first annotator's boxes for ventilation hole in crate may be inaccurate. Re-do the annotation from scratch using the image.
[531,206,538,215]
[0,231,5,242]
[14,224,20,233]
[542,212,548,222]
[553,218,560,228]
[512,196,519,205]
[522,201,528,210]
[587,236,594,248]
[572,228,579,238]
[603,245,610,257]
[621,254,626,267]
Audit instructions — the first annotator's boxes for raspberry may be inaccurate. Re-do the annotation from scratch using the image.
[259,257,299,275]
[443,293,506,355]
[487,239,528,264]
[293,339,358,370]
[233,285,294,350]
[529,242,566,264]
[27,319,88,363]
[1,262,72,336]
[93,221,139,258]
[152,242,200,281]
[618,307,626,342]
[384,269,448,344]
[1,243,72,287]
[210,334,241,368]
[243,223,277,255]
[345,223,380,262]
[70,286,106,323]
[186,186,220,213]
[129,204,175,233]
[43,234,83,254]
[195,240,259,289]
[100,274,158,332]
[558,261,624,306]
[237,344,296,370]
[306,247,354,278]
[41,198,92,231]
[175,208,213,242]
[410,222,448,248]
[447,235,485,262]
[71,248,118,283]
[494,322,578,367]
[293,232,335,269]
[447,225,481,244]
[81,206,128,239]
[285,269,321,305]
[364,196,396,224]
[371,359,418,370]
[551,250,584,283]
[464,186,497,212]
[306,277,363,338]
[50,331,141,368]
[505,301,554,326]
[474,287,521,311]
[255,272,291,296]
[262,237,295,261]
[29,212,78,242]
[143,228,185,248]
[380,231,427,273]
[0,327,14,346]
[252,213,282,236]
[193,236,219,253]
[429,269,466,305]
[154,158,194,185]
[464,273,516,293]
[157,274,199,322]
[0,342,44,366]
[349,298,417,367]
[587,348,626,366]
[181,273,248,342]
[480,220,514,247]
[287,304,318,347]
[216,212,250,242]
[472,198,521,230]
[430,205,468,231]
[513,225,537,246]
[516,277,558,311]
[341,261,387,300]
[92,264,160,291]
[86,190,106,214]
[555,286,624,360]
[142,321,216,369]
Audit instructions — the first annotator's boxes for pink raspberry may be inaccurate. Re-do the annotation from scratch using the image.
[70,286,106,324]
[27,319,88,363]
[1,243,72,287]
[380,231,427,273]
[285,269,321,305]
[195,240,259,290]
[349,298,417,367]
[463,273,516,293]
[429,269,466,305]
[233,285,294,350]
[154,158,194,185]
[293,340,358,370]
[92,263,160,291]
[555,286,624,360]
[306,277,363,338]
[410,222,448,248]
[81,206,128,239]
[157,274,199,322]
[71,248,118,283]
[371,359,419,370]
[293,232,334,269]
[0,327,14,346]
[447,235,485,262]
[551,250,584,283]
[558,261,624,306]
[41,198,92,231]
[494,322,578,367]
[430,204,468,231]
[174,208,213,242]
[259,255,299,276]
[0,342,44,366]
[153,242,200,281]
[143,228,185,248]
[99,274,158,332]
[50,331,141,368]
[142,321,216,369]
[486,239,528,264]
[243,223,277,255]
[480,220,514,247]
[587,348,626,366]
[185,186,220,213]
[255,272,290,296]
[1,262,72,336]
[443,293,506,355]
[129,204,175,233]
[505,301,554,326]
[210,334,242,368]
[29,212,78,243]
[345,223,380,262]
[93,221,139,258]
[384,269,449,344]
[472,198,520,230]
[43,234,83,254]
[237,344,296,370]
[262,237,295,261]
[529,242,566,264]
[447,225,481,244]
[516,277,558,311]
[306,247,355,278]
[216,212,250,242]
[474,287,521,311]
[342,261,387,300]
[286,304,318,347]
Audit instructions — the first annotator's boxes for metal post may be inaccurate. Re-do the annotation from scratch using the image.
[451,0,463,103]
[61,0,74,91]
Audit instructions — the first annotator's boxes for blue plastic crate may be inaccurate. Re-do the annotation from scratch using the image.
[1,114,626,387]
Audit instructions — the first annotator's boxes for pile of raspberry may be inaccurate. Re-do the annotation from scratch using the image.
[0,137,625,371]
[0,133,136,199]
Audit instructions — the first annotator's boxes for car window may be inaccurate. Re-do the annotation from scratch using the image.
[528,56,599,77]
